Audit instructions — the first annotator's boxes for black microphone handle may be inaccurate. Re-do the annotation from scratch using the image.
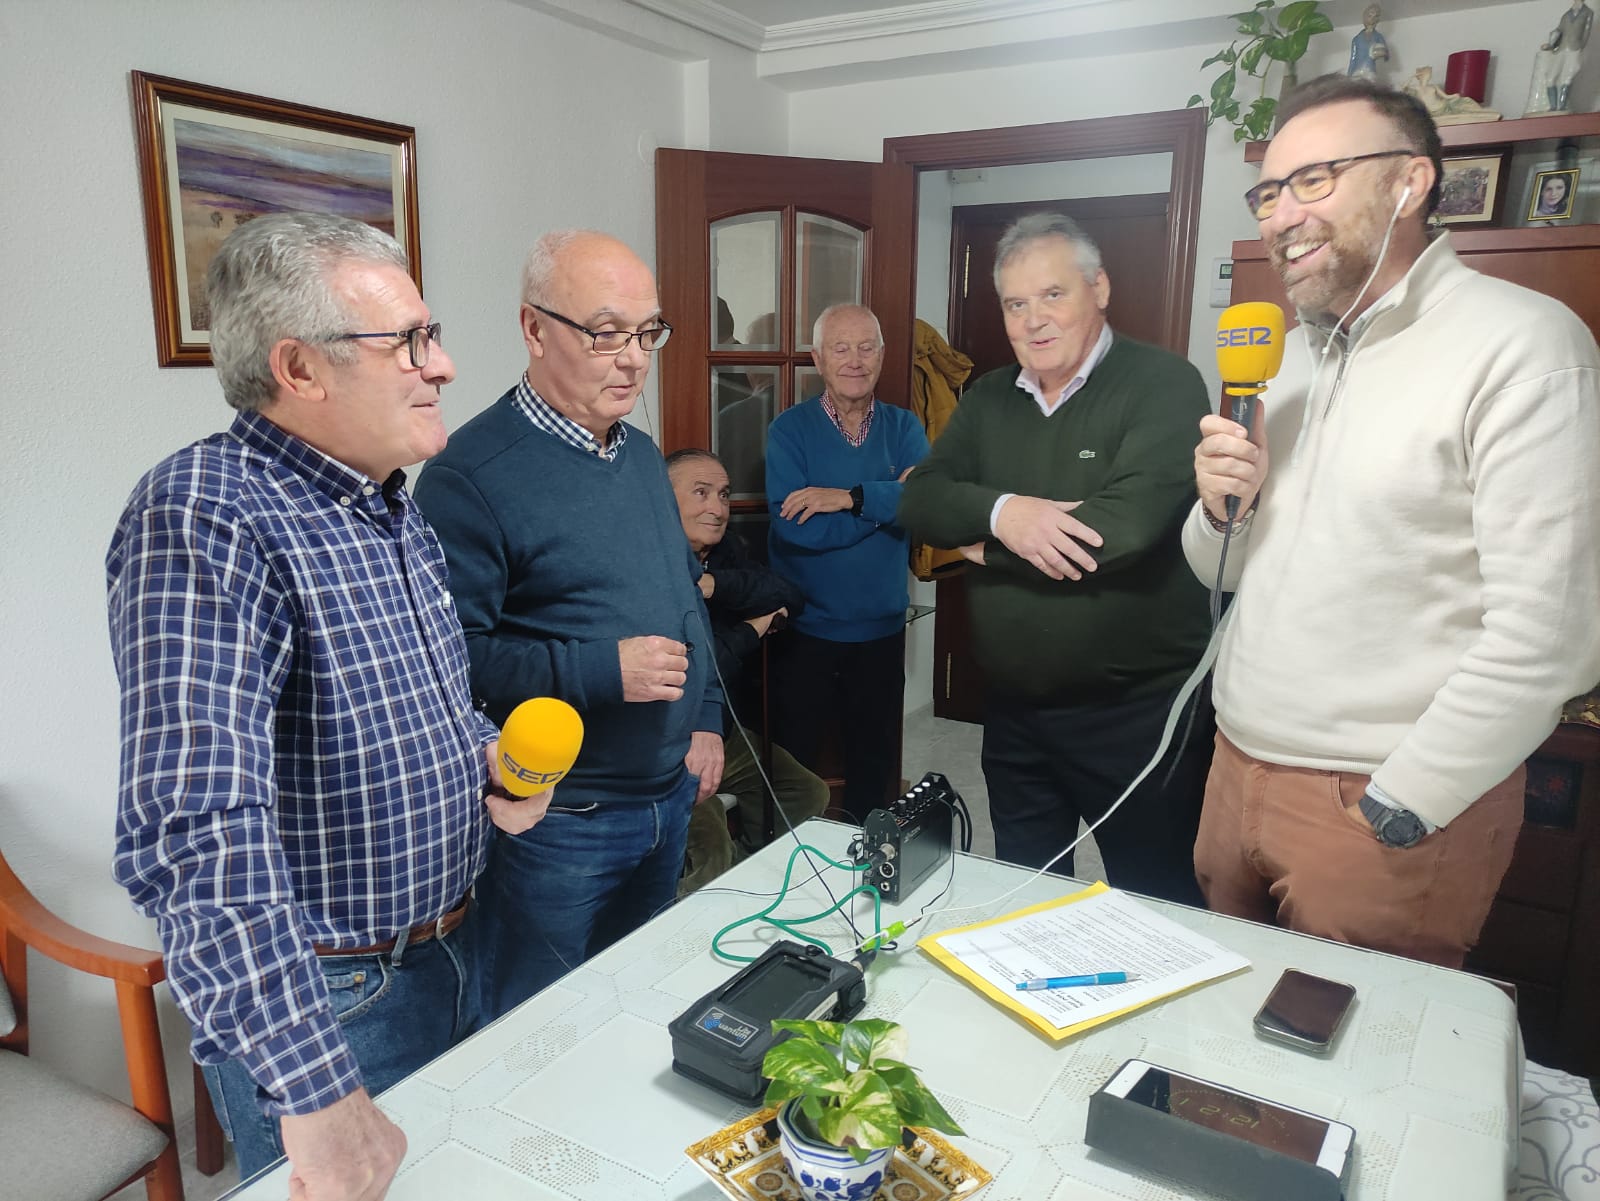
[1224,393,1258,521]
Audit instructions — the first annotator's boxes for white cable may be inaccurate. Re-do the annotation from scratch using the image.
[1291,183,1411,465]
[910,611,1229,934]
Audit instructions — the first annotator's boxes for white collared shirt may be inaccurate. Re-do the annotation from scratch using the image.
[990,324,1114,535]
[1012,323,1114,416]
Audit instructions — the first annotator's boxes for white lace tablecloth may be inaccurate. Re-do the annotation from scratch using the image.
[223,819,1522,1201]
[1515,1061,1600,1200]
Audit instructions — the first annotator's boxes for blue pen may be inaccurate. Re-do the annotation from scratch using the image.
[1014,971,1139,991]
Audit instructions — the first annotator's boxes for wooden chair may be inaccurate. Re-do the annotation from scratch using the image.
[0,844,184,1201]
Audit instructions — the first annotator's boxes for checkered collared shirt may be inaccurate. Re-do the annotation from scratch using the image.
[107,410,496,1117]
[820,390,875,448]
[512,372,629,460]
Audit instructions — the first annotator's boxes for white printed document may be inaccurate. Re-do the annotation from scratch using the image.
[919,882,1250,1039]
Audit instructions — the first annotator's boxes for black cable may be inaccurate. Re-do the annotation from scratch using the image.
[1210,514,1240,633]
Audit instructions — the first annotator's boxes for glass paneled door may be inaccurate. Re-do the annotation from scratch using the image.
[706,211,867,499]
[655,149,915,511]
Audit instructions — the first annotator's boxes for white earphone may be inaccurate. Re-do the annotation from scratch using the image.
[1394,183,1413,213]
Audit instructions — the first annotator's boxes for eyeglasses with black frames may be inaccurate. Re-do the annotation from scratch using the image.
[1244,150,1418,220]
[330,323,442,369]
[529,304,673,355]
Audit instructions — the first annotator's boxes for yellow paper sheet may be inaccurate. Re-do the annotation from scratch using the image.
[918,882,1249,1040]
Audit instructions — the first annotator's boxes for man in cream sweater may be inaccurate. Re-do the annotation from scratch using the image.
[1185,74,1600,967]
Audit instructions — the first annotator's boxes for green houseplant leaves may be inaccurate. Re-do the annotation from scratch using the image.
[762,1017,964,1164]
[1187,1,1335,142]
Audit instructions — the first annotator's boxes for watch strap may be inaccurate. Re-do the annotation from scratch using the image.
[1358,792,1426,848]
[849,484,865,516]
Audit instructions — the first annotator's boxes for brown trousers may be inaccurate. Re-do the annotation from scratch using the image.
[1194,733,1524,968]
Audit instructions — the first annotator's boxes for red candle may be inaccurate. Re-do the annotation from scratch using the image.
[1445,50,1490,103]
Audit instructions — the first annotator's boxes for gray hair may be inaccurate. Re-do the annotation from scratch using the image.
[664,447,724,475]
[811,303,884,350]
[206,212,408,413]
[520,229,599,307]
[991,212,1103,293]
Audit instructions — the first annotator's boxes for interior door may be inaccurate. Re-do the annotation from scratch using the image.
[951,192,1175,372]
[655,149,917,801]
[934,191,1176,723]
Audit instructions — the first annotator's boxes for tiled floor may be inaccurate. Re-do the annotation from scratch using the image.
[900,703,1105,882]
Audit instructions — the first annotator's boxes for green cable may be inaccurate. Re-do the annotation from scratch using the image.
[710,843,878,964]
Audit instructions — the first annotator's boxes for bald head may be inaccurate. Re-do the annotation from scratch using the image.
[519,230,662,440]
[810,304,885,410]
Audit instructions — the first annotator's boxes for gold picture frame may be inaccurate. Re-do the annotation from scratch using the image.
[1435,149,1510,228]
[1527,168,1579,223]
[131,71,421,367]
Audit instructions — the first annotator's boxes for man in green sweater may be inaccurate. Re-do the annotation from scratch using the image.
[898,213,1212,905]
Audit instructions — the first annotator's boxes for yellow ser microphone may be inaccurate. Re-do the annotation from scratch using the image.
[1214,301,1287,519]
[497,697,585,797]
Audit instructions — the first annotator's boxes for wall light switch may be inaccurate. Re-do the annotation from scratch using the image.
[1210,257,1234,308]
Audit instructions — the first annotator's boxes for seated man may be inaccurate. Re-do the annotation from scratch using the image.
[668,448,829,892]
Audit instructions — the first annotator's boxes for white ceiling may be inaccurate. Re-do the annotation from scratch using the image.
[632,0,1527,53]
[701,0,909,21]
[622,0,1527,90]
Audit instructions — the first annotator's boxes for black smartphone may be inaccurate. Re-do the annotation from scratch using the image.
[1253,969,1356,1054]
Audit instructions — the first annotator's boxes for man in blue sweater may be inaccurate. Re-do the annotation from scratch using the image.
[766,304,931,822]
[414,230,723,1015]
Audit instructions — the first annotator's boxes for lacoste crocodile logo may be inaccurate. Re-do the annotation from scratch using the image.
[1079,449,1097,459]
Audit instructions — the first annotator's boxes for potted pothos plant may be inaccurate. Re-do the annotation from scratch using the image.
[762,1017,963,1201]
[1187,1,1334,142]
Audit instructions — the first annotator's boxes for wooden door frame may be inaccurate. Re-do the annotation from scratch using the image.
[883,108,1206,354]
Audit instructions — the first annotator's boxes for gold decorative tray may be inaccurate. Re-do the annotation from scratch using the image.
[685,1106,991,1201]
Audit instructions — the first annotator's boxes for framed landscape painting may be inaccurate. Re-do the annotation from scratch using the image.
[131,71,421,366]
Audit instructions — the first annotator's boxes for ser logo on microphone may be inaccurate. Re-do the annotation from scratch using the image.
[1217,327,1277,347]
[499,754,569,788]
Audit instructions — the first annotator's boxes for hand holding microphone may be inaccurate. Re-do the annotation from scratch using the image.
[1197,301,1286,524]
[483,697,584,834]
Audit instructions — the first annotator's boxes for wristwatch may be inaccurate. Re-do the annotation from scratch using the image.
[849,484,865,516]
[1357,792,1427,849]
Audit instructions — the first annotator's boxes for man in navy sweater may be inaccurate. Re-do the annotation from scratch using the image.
[415,230,723,1015]
[766,304,931,822]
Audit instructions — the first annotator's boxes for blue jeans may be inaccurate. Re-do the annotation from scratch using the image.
[201,904,485,1181]
[480,768,696,1019]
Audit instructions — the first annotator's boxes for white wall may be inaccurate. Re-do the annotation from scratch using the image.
[789,0,1562,394]
[0,0,785,1115]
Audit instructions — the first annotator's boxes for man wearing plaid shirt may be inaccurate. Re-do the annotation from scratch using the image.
[107,213,550,1197]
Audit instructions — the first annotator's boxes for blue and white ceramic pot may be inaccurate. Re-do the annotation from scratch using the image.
[775,1098,894,1201]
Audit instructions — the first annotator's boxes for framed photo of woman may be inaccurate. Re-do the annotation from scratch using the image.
[1527,168,1579,222]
